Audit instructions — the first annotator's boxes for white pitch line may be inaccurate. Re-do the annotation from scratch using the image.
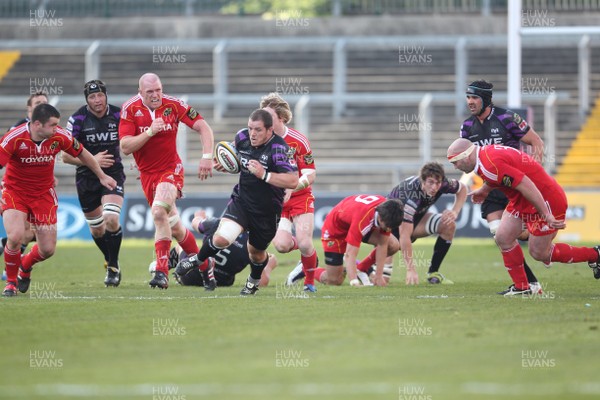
[1,382,599,397]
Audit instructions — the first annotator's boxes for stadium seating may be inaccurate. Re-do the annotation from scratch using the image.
[555,96,600,187]
[0,42,598,193]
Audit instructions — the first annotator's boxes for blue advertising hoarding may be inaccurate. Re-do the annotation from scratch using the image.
[0,193,492,240]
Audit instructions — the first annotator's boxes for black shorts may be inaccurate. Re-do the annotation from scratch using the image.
[178,267,236,287]
[481,189,509,219]
[222,198,279,251]
[76,170,125,213]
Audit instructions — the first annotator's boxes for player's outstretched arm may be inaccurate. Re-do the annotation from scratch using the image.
[192,119,214,180]
[399,223,418,285]
[344,244,361,286]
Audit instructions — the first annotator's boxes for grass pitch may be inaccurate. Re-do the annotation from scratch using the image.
[1,239,599,400]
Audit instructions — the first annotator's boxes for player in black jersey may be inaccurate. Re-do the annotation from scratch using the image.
[382,162,467,285]
[63,80,126,287]
[175,109,298,295]
[158,210,278,287]
[460,80,545,295]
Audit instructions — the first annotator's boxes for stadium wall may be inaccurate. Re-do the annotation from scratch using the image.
[1,13,599,40]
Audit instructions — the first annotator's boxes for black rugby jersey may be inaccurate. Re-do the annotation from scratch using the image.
[388,176,460,224]
[459,106,530,149]
[66,104,123,179]
[232,128,296,216]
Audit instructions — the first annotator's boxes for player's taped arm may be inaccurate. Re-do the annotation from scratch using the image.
[295,169,315,191]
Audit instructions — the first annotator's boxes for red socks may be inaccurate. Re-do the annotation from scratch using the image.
[300,250,317,285]
[178,229,199,255]
[501,244,529,290]
[314,267,326,283]
[4,246,21,282]
[550,243,598,264]
[357,250,376,273]
[155,238,171,273]
[21,244,46,277]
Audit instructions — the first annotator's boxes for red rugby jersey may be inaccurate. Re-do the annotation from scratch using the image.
[282,126,315,199]
[0,122,82,195]
[323,194,390,247]
[119,94,203,174]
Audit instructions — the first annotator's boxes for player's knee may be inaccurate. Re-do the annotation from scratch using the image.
[325,272,344,286]
[211,234,231,249]
[150,205,169,224]
[296,236,313,254]
[38,245,55,259]
[441,219,456,233]
[528,246,549,262]
[90,226,105,238]
[272,238,290,253]
[6,236,23,252]
[439,223,456,241]
[103,214,120,231]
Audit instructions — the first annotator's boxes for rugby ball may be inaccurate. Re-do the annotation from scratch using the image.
[149,260,157,275]
[214,141,240,174]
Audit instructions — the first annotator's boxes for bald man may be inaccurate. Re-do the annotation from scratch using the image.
[119,73,215,289]
[447,138,600,296]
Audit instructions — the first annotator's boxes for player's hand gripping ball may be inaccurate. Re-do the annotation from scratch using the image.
[214,141,240,174]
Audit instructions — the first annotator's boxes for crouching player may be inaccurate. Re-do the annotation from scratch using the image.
[314,195,403,287]
[158,210,277,287]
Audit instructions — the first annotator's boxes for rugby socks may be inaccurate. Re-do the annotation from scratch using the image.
[4,246,21,283]
[104,227,122,269]
[178,229,199,255]
[20,244,47,278]
[314,267,326,283]
[357,250,376,273]
[523,261,538,283]
[249,255,269,281]
[2,237,32,254]
[154,238,171,273]
[300,250,317,285]
[501,243,529,290]
[428,237,452,274]
[197,236,219,271]
[550,243,599,264]
[92,234,109,263]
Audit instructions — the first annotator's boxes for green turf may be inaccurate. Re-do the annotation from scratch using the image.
[1,239,599,400]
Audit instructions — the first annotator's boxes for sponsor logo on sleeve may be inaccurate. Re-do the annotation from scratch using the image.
[72,138,81,151]
[186,107,198,120]
[518,121,528,131]
[502,175,514,187]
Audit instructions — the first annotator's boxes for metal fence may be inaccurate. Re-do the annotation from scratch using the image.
[1,34,586,173]
[1,0,600,18]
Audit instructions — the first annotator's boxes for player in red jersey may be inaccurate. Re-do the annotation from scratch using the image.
[1,104,117,296]
[1,92,49,281]
[448,138,600,295]
[315,195,403,287]
[259,93,318,292]
[119,73,214,289]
